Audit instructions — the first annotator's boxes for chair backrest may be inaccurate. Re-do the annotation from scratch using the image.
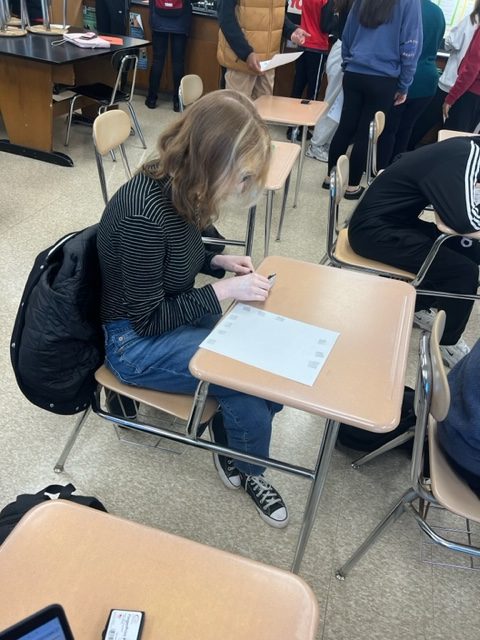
[437,129,473,142]
[366,111,385,184]
[325,154,349,262]
[92,110,132,205]
[178,74,203,111]
[410,310,450,488]
[110,52,139,105]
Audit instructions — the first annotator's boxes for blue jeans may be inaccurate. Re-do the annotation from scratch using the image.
[103,317,282,475]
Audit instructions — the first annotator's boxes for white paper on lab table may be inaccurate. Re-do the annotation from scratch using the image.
[199,303,339,386]
[259,51,303,72]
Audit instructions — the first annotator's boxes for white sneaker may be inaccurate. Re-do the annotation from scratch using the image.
[413,308,438,331]
[440,338,470,368]
[305,143,329,162]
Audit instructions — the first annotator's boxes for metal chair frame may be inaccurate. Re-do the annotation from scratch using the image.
[65,52,146,149]
[336,311,480,581]
[365,111,385,185]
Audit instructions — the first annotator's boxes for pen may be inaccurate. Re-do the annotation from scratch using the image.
[268,273,276,285]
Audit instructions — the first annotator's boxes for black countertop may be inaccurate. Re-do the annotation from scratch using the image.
[0,33,150,64]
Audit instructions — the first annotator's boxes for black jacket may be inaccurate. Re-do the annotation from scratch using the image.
[11,225,104,415]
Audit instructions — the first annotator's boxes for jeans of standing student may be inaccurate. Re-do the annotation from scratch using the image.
[444,90,480,133]
[291,50,327,101]
[103,316,282,476]
[95,0,128,35]
[328,72,398,186]
[348,217,480,345]
[377,96,433,168]
[310,40,343,150]
[147,31,187,105]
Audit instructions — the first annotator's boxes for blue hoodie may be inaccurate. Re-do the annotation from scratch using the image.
[341,0,423,94]
[438,339,480,478]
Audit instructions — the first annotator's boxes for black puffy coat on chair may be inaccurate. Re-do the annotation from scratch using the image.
[10,225,104,415]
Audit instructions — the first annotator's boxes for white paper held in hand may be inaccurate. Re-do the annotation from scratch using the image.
[259,51,303,72]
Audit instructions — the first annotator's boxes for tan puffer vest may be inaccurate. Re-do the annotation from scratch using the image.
[217,0,285,74]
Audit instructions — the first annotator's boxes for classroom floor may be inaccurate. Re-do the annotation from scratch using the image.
[1,94,479,640]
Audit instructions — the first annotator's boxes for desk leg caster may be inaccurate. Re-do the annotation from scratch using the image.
[0,140,74,167]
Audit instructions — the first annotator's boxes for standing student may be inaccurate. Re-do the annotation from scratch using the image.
[287,0,330,142]
[216,0,310,99]
[96,0,129,35]
[97,91,289,528]
[145,0,192,111]
[409,2,480,149]
[443,25,480,132]
[377,0,445,168]
[325,0,422,199]
[306,0,354,161]
[290,0,329,102]
[348,136,480,367]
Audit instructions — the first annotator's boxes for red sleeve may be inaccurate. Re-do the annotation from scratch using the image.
[446,28,480,106]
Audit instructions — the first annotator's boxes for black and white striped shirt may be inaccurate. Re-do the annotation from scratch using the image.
[97,172,224,337]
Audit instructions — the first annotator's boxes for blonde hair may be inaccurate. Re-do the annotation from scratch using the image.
[142,90,271,229]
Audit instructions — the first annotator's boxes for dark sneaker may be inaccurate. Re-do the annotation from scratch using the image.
[241,474,289,528]
[145,97,157,109]
[213,453,241,489]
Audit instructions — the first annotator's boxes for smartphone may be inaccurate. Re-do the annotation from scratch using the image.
[103,609,144,640]
[300,99,311,104]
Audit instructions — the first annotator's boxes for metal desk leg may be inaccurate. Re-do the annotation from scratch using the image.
[293,126,307,208]
[264,190,274,257]
[185,380,211,438]
[245,205,257,257]
[291,418,340,573]
[276,173,291,242]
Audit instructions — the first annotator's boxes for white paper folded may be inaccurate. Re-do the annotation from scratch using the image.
[64,32,111,48]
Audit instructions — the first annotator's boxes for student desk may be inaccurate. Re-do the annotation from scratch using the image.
[0,33,149,167]
[0,500,319,639]
[254,96,328,208]
[189,256,416,572]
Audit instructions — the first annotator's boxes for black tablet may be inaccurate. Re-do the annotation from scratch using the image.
[0,604,74,640]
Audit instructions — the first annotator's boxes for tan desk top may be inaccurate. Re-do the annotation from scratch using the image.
[255,96,328,127]
[190,257,416,433]
[0,501,319,639]
[267,141,301,191]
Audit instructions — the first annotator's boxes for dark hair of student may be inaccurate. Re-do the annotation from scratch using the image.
[470,0,480,24]
[355,0,398,28]
[334,0,354,13]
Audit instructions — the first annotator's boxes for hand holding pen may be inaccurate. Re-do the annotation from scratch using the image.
[212,263,276,303]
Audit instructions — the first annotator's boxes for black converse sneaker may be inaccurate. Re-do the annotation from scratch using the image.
[213,454,241,489]
[241,474,289,528]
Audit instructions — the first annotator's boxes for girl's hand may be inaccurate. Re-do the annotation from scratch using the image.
[212,272,271,302]
[443,101,451,120]
[211,254,254,275]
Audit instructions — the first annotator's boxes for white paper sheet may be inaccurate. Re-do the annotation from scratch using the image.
[259,52,303,72]
[200,304,339,386]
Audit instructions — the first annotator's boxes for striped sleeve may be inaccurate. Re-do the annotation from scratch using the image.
[463,140,480,231]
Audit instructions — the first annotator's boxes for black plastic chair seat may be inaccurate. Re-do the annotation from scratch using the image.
[72,83,130,103]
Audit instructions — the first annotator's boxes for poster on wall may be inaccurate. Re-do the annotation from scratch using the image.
[129,12,148,70]
[432,0,475,32]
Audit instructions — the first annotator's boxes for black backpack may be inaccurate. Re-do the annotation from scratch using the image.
[10,225,104,415]
[0,484,107,545]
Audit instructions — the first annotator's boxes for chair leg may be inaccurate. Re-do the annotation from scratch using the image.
[94,149,109,206]
[276,173,291,242]
[127,103,147,149]
[64,94,81,147]
[264,190,274,257]
[54,407,91,473]
[336,488,417,580]
[245,205,256,257]
[351,430,415,469]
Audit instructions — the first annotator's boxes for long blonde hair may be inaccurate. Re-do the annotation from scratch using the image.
[142,90,271,229]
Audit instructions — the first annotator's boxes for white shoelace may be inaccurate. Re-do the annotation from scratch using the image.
[249,476,281,508]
